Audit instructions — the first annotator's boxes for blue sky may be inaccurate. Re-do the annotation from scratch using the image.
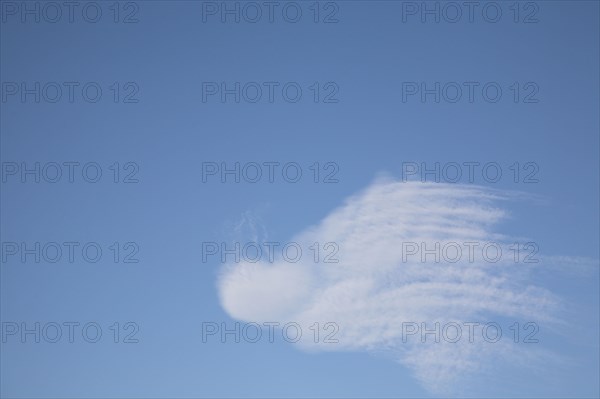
[1,1,599,397]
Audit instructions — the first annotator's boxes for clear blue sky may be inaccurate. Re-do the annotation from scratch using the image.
[1,1,599,398]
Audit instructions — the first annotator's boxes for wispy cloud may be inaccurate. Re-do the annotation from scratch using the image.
[217,178,586,394]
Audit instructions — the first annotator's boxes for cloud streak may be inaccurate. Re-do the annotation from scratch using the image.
[217,178,570,394]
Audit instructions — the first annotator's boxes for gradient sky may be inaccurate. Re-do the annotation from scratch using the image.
[1,1,599,398]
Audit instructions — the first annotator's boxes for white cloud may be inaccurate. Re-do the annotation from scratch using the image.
[217,178,569,394]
